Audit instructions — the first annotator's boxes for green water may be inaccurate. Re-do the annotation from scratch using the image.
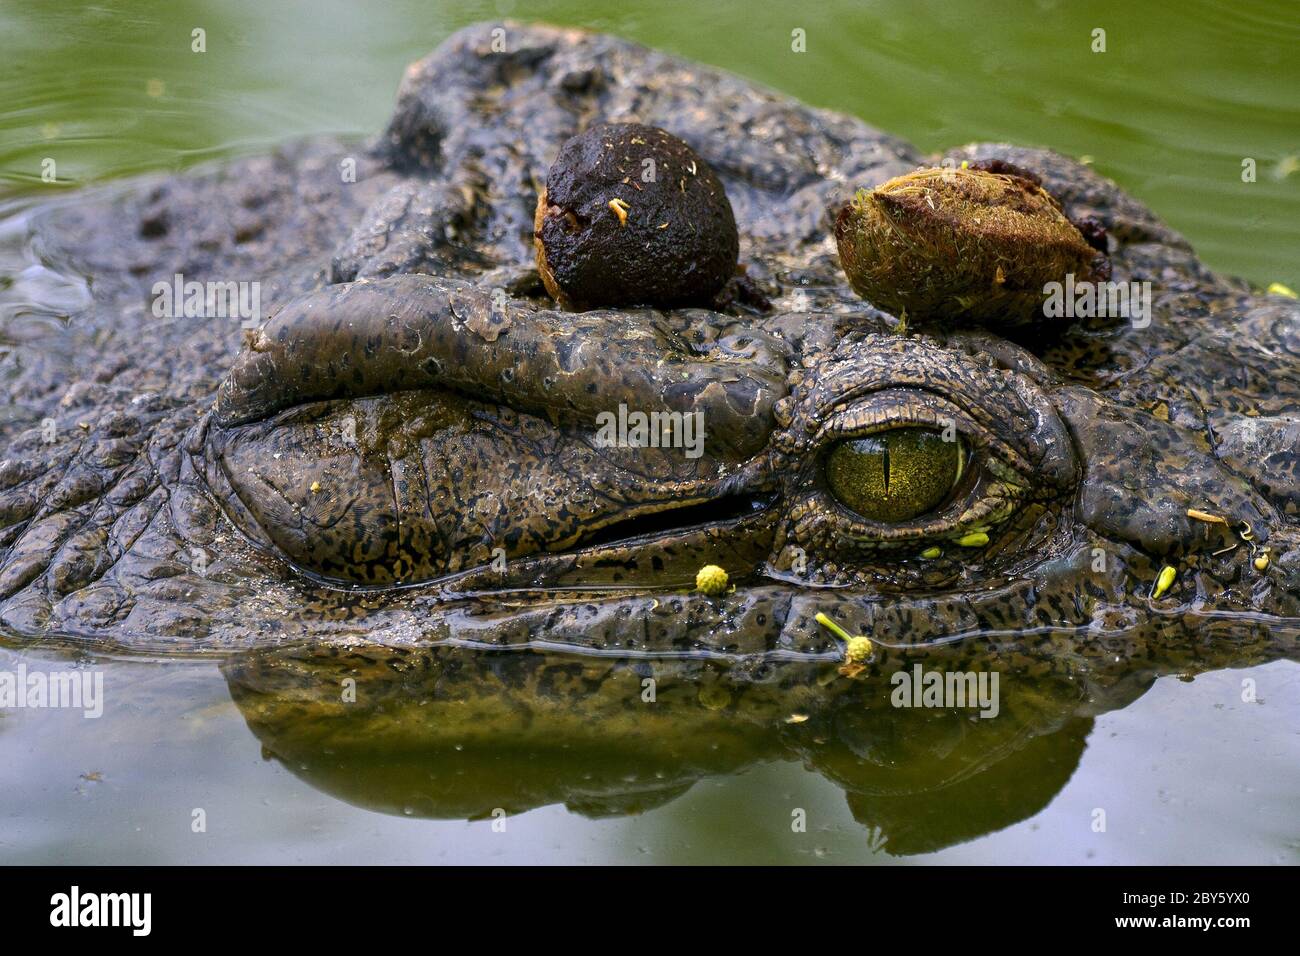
[2,643,1296,864]
[3,0,1297,287]
[1,0,1298,864]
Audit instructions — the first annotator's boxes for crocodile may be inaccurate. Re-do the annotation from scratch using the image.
[2,22,1298,849]
[222,641,1099,856]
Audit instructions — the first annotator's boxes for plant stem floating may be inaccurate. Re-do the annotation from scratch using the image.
[534,122,739,311]
[834,165,1109,330]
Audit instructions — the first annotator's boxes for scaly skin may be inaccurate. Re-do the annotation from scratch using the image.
[1,23,1297,849]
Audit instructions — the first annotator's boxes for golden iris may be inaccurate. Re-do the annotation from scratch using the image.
[826,428,964,523]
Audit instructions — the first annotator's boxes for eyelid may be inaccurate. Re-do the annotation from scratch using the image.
[815,388,1035,478]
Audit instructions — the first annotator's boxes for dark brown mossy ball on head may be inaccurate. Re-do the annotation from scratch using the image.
[834,166,1109,330]
[534,123,739,311]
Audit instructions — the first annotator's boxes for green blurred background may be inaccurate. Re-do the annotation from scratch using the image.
[1,0,1296,287]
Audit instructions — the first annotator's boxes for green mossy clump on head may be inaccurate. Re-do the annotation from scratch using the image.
[534,122,739,311]
[834,166,1108,329]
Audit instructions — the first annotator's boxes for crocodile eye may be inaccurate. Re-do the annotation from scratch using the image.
[826,428,964,523]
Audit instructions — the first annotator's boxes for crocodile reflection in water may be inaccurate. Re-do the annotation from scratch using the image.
[224,642,1098,856]
[1,24,1298,846]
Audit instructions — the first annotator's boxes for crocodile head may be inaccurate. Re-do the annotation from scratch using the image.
[2,22,1297,787]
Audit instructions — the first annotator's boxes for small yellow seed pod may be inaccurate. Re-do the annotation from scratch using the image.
[845,635,873,663]
[695,564,729,596]
[1152,565,1177,599]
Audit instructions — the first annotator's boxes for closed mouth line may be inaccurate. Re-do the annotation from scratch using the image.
[568,493,774,551]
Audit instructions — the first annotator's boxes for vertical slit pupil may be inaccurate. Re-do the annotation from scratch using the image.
[826,427,963,523]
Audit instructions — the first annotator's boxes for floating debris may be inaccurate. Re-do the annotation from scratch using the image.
[607,197,630,226]
[534,122,738,310]
[845,635,873,663]
[1152,565,1177,599]
[834,166,1106,329]
[815,612,873,678]
[695,564,729,596]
